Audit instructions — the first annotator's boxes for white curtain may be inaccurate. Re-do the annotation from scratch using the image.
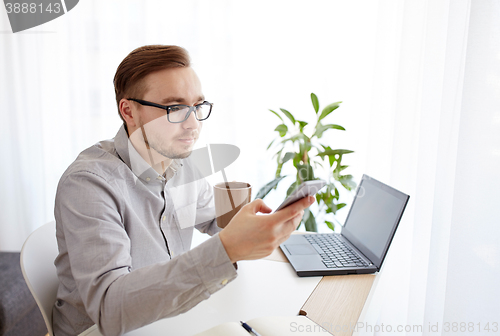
[355,0,500,335]
[1,0,499,334]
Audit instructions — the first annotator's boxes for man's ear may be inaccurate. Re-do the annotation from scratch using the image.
[119,98,137,129]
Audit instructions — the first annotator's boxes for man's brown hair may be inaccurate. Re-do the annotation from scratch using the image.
[113,45,191,123]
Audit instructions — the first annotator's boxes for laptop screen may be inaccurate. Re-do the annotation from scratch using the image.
[341,175,409,269]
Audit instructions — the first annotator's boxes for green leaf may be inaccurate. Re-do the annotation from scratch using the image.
[336,203,347,211]
[317,149,354,158]
[327,202,338,214]
[275,148,285,177]
[327,124,345,131]
[339,175,356,191]
[282,152,295,164]
[298,120,308,132]
[338,165,348,172]
[280,108,296,125]
[311,93,319,113]
[286,181,300,197]
[280,133,308,145]
[266,139,275,150]
[297,163,315,181]
[318,101,341,122]
[269,109,283,122]
[313,122,325,139]
[333,159,348,175]
[293,153,301,167]
[274,124,288,137]
[313,123,345,139]
[275,162,283,178]
[329,155,335,167]
[319,145,335,166]
[325,184,333,196]
[325,220,335,232]
[304,209,317,232]
[291,133,308,142]
[275,165,283,178]
[254,176,287,200]
[299,142,305,159]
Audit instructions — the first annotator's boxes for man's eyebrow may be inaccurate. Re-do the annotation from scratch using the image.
[160,96,205,105]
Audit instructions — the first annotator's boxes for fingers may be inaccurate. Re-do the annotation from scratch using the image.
[276,212,303,245]
[282,210,304,233]
[246,199,273,214]
[292,210,304,228]
[270,196,315,222]
[260,207,273,214]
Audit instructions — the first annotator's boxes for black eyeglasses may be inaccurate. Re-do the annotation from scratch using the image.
[127,98,213,123]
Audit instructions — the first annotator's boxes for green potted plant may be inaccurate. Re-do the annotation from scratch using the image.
[255,93,356,232]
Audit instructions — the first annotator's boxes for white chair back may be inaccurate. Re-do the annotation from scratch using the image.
[20,221,58,336]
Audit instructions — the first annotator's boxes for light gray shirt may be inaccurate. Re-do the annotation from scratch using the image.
[52,125,237,336]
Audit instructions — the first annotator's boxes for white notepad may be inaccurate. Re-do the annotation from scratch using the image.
[194,316,332,336]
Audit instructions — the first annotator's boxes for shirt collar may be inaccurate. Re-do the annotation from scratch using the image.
[114,125,182,184]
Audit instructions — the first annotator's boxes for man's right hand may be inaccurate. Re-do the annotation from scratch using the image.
[218,196,315,263]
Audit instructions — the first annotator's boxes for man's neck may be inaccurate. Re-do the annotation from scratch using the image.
[140,147,172,176]
[126,124,173,176]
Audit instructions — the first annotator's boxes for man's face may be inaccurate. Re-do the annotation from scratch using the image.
[129,67,204,163]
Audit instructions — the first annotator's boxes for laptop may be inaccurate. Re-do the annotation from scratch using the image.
[280,174,410,277]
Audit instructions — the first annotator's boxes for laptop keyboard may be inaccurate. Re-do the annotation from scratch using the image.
[304,234,370,269]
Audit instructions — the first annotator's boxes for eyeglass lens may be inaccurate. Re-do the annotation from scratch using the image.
[168,104,210,123]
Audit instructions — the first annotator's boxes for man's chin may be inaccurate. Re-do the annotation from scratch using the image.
[159,148,193,159]
[173,151,193,159]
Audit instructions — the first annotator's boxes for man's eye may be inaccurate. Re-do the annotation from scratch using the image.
[169,106,183,112]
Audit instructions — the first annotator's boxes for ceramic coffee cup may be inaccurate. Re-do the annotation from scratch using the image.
[214,182,252,228]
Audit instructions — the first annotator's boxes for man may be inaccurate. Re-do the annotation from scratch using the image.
[52,45,314,336]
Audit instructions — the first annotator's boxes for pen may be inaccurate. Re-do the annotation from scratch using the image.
[240,321,263,336]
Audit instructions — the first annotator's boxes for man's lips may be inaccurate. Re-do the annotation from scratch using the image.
[178,138,195,143]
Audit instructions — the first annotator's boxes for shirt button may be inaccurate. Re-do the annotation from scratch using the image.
[146,177,151,181]
[221,279,228,286]
[162,215,166,221]
[157,176,162,180]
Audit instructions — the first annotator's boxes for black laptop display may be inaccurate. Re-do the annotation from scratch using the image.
[280,175,410,277]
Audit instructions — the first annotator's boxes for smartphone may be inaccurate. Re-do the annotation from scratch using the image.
[274,180,326,212]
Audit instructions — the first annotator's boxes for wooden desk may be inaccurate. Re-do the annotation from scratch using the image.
[265,247,375,336]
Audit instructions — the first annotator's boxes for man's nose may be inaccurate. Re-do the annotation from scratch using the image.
[182,107,200,128]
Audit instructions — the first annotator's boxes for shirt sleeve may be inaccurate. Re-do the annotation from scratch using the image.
[55,171,237,336]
